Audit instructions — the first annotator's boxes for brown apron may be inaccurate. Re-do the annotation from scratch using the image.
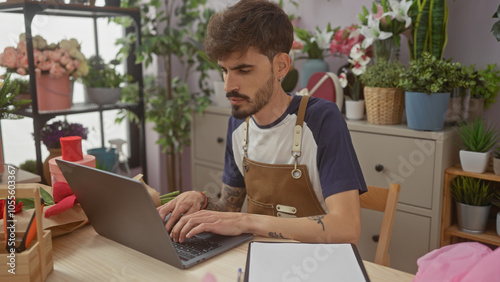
[243,95,326,218]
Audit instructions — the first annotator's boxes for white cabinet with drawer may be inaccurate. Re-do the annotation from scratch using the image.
[347,120,459,273]
[191,107,232,200]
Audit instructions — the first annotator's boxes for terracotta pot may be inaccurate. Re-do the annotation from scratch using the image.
[36,74,71,111]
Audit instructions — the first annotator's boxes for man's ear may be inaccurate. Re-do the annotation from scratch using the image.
[274,53,291,80]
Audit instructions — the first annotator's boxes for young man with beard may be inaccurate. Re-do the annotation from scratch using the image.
[158,0,367,244]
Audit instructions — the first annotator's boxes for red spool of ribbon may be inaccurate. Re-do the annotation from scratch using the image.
[60,136,83,162]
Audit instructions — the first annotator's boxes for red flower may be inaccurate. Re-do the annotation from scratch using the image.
[0,198,24,219]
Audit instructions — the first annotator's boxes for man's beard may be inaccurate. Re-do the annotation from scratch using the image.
[226,74,274,120]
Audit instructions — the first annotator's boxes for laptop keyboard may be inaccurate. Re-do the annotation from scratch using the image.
[173,237,222,261]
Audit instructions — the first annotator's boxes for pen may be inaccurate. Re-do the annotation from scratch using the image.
[237,267,242,282]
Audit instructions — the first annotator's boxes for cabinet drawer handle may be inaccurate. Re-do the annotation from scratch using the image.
[375,164,384,172]
[372,235,380,243]
[216,137,224,143]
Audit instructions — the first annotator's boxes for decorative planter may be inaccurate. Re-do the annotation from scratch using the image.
[301,59,329,88]
[459,150,491,174]
[373,37,398,63]
[345,100,365,120]
[494,157,500,176]
[446,87,470,126]
[405,91,450,131]
[456,202,491,234]
[36,74,72,111]
[86,87,121,105]
[87,147,117,172]
[364,87,404,125]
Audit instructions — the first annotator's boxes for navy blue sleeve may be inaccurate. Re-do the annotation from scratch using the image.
[306,98,367,198]
[222,116,246,188]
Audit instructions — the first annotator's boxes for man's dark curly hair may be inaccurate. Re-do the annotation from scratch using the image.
[204,0,293,62]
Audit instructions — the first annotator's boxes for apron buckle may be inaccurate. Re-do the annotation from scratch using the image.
[276,204,297,214]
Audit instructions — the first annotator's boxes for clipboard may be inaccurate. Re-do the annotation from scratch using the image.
[244,241,370,282]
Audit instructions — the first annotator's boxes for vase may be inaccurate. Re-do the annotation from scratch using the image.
[446,87,470,125]
[345,100,365,120]
[373,37,399,63]
[405,92,450,131]
[43,148,62,184]
[459,150,491,174]
[301,59,329,88]
[36,74,72,111]
[467,98,484,122]
[456,202,491,234]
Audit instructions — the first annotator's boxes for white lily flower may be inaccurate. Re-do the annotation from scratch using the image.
[339,72,348,88]
[349,44,364,60]
[359,15,393,48]
[311,29,334,50]
[383,0,413,28]
[349,60,367,76]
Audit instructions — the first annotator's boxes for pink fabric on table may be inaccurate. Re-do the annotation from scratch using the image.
[458,246,500,281]
[413,242,492,282]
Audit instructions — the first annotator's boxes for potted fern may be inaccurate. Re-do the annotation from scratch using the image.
[450,176,494,234]
[398,52,462,131]
[360,59,405,125]
[456,118,498,174]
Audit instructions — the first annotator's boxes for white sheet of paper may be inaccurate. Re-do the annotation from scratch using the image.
[247,242,367,282]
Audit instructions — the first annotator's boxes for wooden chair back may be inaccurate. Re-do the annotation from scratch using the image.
[359,183,401,267]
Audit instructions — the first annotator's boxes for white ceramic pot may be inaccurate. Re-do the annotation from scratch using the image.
[345,100,365,120]
[493,157,500,176]
[459,150,491,174]
[86,87,121,105]
[213,81,230,107]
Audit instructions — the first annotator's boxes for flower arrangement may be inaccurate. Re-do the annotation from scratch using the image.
[39,120,88,149]
[0,33,89,79]
[329,24,365,57]
[358,0,412,57]
[339,44,371,101]
[293,24,336,59]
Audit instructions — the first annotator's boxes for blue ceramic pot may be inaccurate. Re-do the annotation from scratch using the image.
[301,59,329,88]
[405,92,450,131]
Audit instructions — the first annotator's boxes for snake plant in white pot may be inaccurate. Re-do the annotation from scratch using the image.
[456,118,498,174]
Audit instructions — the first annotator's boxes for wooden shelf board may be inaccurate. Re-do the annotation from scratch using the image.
[445,224,500,246]
[445,165,500,182]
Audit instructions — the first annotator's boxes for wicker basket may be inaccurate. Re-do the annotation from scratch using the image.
[364,86,404,125]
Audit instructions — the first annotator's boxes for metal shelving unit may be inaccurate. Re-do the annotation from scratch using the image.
[0,0,147,181]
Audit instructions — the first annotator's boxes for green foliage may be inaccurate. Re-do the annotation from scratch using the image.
[450,176,494,206]
[470,64,500,109]
[80,55,125,88]
[360,60,405,88]
[456,64,477,89]
[456,118,498,152]
[12,77,30,93]
[18,186,54,211]
[492,3,500,42]
[0,73,30,119]
[398,52,461,94]
[19,159,37,174]
[408,0,448,60]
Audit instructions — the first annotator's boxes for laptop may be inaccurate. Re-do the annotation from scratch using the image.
[56,159,253,269]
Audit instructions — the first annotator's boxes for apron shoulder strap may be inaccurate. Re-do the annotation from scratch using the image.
[292,95,310,157]
[243,117,250,157]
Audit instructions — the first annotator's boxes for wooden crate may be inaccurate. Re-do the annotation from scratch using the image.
[0,185,53,281]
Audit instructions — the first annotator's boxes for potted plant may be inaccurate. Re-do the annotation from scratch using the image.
[468,64,500,121]
[450,175,494,234]
[294,24,336,87]
[494,145,500,176]
[360,59,405,125]
[39,119,88,183]
[11,77,31,108]
[80,55,125,105]
[398,52,462,131]
[339,44,371,120]
[456,118,498,174]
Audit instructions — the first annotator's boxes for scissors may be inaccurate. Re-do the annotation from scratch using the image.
[4,198,44,253]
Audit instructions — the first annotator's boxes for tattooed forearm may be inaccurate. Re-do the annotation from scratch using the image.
[307,215,325,231]
[268,232,287,239]
[206,184,246,212]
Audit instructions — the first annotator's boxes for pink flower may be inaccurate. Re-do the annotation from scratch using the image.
[291,40,304,50]
[17,55,28,69]
[17,40,27,55]
[1,47,18,68]
[48,50,63,62]
[60,54,72,66]
[49,63,66,78]
[73,59,80,69]
[37,60,53,71]
[65,61,75,72]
